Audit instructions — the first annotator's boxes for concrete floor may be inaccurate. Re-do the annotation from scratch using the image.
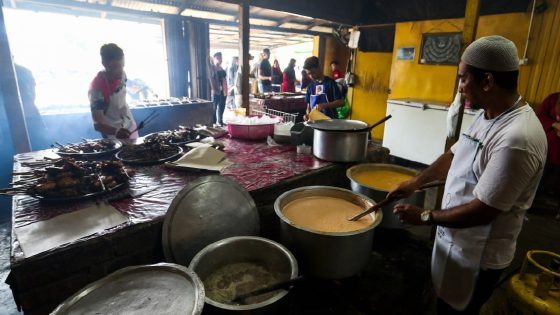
[0,192,558,314]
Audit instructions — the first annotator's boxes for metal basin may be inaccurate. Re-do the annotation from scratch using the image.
[188,236,298,314]
[274,186,382,279]
[347,163,423,229]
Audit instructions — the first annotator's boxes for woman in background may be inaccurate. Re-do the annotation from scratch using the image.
[281,58,296,92]
[271,59,283,92]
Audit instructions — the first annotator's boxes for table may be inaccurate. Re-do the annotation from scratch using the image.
[7,138,349,314]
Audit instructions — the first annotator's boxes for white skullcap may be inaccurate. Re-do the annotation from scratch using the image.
[461,35,519,71]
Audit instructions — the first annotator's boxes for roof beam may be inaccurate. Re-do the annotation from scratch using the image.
[12,0,329,35]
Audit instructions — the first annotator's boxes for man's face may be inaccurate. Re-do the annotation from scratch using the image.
[331,64,337,71]
[263,53,270,60]
[458,62,484,110]
[305,67,321,80]
[103,58,125,79]
[213,56,222,66]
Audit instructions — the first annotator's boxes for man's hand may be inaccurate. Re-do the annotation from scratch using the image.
[386,179,418,201]
[115,128,131,139]
[393,204,424,225]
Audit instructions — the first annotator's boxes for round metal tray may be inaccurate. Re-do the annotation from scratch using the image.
[144,130,202,146]
[116,145,183,165]
[51,263,205,315]
[162,175,260,266]
[55,139,122,159]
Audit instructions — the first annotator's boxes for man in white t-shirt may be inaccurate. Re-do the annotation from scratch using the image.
[389,36,547,314]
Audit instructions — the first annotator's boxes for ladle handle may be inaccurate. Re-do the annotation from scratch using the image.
[233,276,305,302]
[348,180,445,222]
[367,114,392,131]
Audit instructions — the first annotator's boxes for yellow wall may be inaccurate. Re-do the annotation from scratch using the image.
[312,35,350,76]
[323,36,350,77]
[522,0,560,108]
[351,5,560,141]
[350,52,393,140]
[389,13,530,103]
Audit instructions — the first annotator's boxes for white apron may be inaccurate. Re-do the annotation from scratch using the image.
[432,97,522,310]
[102,74,138,140]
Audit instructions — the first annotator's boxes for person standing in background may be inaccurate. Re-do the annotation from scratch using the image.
[282,58,297,93]
[330,60,344,80]
[89,43,138,139]
[249,53,261,94]
[226,56,239,109]
[258,48,272,93]
[303,56,344,120]
[271,59,283,92]
[208,52,227,126]
[536,92,560,218]
[14,63,49,149]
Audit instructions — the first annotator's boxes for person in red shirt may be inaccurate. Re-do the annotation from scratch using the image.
[536,92,560,197]
[330,60,343,80]
[281,58,296,92]
[89,43,138,139]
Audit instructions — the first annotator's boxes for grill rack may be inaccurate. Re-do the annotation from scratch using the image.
[250,105,298,124]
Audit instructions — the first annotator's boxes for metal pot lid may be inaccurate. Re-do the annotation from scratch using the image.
[306,119,369,132]
[51,263,205,315]
[162,175,260,266]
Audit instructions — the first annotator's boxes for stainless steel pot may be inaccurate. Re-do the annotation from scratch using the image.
[347,163,424,229]
[274,186,382,279]
[188,236,298,314]
[307,116,391,162]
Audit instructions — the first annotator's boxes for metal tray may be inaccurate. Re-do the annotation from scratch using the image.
[55,139,122,159]
[144,130,201,146]
[162,175,260,266]
[116,145,183,165]
[31,182,128,203]
[51,263,205,315]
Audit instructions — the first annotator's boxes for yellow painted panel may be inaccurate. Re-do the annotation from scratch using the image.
[389,13,530,104]
[350,51,393,140]
[523,0,560,108]
[313,36,320,57]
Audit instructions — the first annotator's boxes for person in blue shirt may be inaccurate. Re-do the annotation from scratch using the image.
[302,56,344,120]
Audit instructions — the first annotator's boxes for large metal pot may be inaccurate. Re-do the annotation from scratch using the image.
[307,116,391,162]
[347,163,424,229]
[188,236,298,314]
[307,119,369,162]
[274,186,382,279]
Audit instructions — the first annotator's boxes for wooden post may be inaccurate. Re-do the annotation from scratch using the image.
[239,1,250,114]
[445,0,480,151]
[0,4,31,153]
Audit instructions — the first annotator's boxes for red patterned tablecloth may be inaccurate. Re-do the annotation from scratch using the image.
[10,138,329,263]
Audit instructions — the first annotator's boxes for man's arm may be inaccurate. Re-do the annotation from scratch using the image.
[393,198,501,227]
[316,99,344,111]
[91,110,130,139]
[387,150,453,200]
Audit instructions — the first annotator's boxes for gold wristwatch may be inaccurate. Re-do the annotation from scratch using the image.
[420,210,433,225]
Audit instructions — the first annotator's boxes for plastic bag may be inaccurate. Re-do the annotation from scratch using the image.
[446,92,462,138]
[337,96,350,119]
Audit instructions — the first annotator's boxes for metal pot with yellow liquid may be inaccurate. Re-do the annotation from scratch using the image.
[347,163,425,229]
